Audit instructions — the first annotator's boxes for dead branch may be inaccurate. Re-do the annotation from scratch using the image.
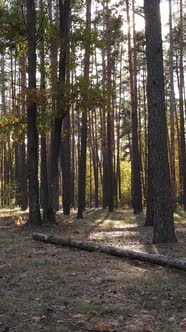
[32,233,186,272]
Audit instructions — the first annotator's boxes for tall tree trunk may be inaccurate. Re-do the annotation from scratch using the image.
[61,111,71,215]
[71,102,75,208]
[126,0,143,214]
[106,0,113,212]
[47,0,70,222]
[143,65,148,203]
[0,55,6,207]
[47,0,58,211]
[61,44,71,215]
[178,0,186,210]
[92,110,99,208]
[1,54,6,115]
[117,50,123,203]
[169,0,176,211]
[20,55,28,210]
[40,0,49,222]
[175,56,182,196]
[26,0,41,225]
[77,0,91,218]
[101,3,108,209]
[144,0,177,243]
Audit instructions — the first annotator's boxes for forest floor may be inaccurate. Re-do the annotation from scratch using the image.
[0,208,186,332]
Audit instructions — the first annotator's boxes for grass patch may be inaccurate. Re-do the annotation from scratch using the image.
[31,258,51,268]
[75,301,137,318]
[159,320,180,332]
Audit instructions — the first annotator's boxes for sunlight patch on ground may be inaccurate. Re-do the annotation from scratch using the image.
[15,216,26,227]
[97,219,137,229]
[89,231,125,241]
[0,208,28,218]
[0,207,185,331]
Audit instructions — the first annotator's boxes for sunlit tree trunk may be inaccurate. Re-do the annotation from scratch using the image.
[144,0,177,242]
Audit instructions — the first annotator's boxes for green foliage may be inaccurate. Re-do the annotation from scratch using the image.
[37,108,51,136]
[45,22,59,49]
[71,0,86,11]
[0,1,26,53]
[3,181,17,209]
[120,160,131,206]
[70,27,101,52]
[0,114,26,143]
[72,76,108,109]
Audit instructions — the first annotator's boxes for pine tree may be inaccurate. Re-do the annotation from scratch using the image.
[26,0,41,225]
[144,0,177,243]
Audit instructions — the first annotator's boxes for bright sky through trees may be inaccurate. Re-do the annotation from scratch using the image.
[133,0,169,33]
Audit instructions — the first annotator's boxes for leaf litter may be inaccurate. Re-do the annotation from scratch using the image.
[0,208,185,331]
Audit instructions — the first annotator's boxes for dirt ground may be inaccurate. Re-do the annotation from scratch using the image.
[0,208,186,332]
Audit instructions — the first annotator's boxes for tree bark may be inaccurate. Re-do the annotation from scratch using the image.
[47,0,70,222]
[144,0,177,242]
[126,0,143,214]
[71,102,75,208]
[19,55,28,211]
[40,0,49,223]
[93,110,99,208]
[106,0,113,212]
[169,0,176,211]
[178,0,186,210]
[77,0,91,218]
[26,0,41,225]
[61,111,71,215]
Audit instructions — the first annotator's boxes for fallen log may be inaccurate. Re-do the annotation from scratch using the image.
[32,233,186,271]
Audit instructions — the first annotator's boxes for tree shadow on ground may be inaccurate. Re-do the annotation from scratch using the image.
[0,214,186,332]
